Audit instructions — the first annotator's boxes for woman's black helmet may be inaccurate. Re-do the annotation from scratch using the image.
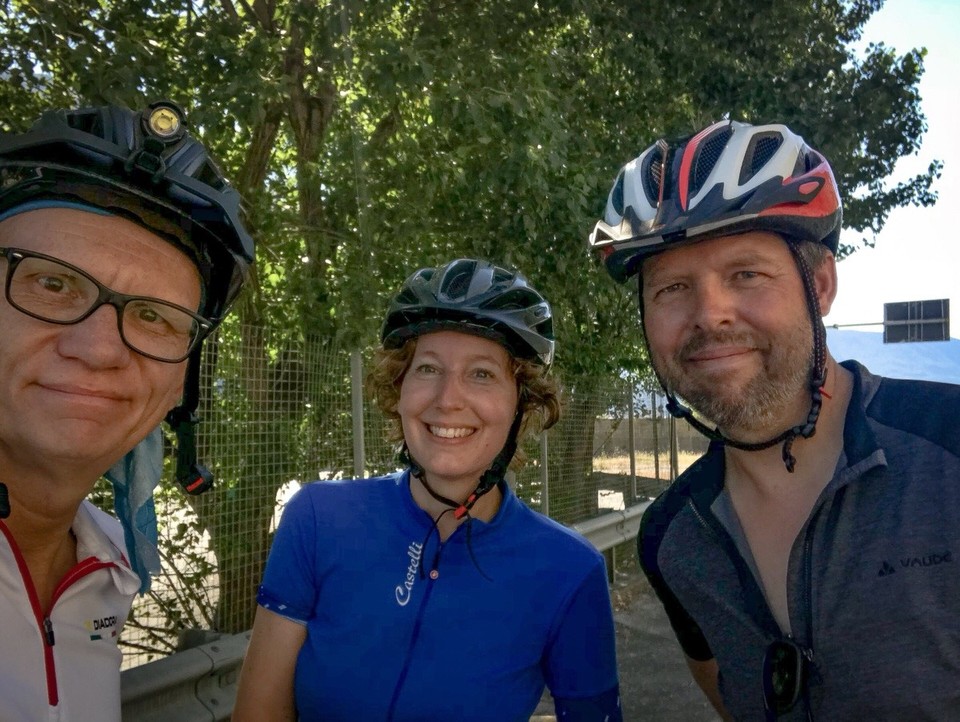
[0,99,254,323]
[381,258,555,367]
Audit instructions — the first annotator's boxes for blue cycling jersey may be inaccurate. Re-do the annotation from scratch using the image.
[258,470,622,721]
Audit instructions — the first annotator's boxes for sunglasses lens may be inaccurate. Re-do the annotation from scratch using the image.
[763,640,805,714]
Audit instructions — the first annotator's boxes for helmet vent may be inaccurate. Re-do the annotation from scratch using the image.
[795,147,822,175]
[690,126,733,198]
[193,157,227,188]
[640,139,669,205]
[485,288,536,311]
[610,170,626,214]
[643,157,662,205]
[740,132,784,184]
[440,263,474,300]
[492,267,513,285]
[395,287,420,305]
[65,108,103,137]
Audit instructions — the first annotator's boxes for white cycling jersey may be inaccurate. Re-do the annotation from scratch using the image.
[0,500,140,722]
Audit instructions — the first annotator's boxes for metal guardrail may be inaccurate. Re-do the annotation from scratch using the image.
[119,502,650,721]
[573,502,649,554]
[121,630,251,721]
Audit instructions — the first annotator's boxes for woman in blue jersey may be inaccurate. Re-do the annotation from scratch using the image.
[234,259,622,722]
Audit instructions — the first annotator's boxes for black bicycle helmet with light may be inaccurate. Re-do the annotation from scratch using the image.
[0,99,255,493]
[381,259,554,575]
[588,120,843,472]
[0,99,253,322]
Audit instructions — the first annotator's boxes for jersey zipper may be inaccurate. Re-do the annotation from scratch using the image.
[386,518,475,721]
[385,562,438,721]
[797,510,819,721]
[0,521,121,707]
[687,498,781,633]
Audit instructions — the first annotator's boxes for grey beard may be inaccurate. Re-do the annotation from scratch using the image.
[657,326,813,438]
[675,356,811,435]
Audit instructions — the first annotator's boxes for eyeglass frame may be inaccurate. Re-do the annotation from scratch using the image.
[0,246,213,363]
[762,636,813,717]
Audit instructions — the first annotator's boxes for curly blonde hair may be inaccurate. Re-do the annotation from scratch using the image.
[366,337,561,470]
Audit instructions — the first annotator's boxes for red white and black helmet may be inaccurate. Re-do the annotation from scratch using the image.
[589,120,842,282]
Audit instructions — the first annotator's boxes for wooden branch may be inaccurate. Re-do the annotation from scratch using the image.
[217,0,239,22]
[236,102,283,196]
[251,0,274,32]
[369,102,402,149]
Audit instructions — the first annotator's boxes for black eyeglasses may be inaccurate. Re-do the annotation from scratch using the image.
[0,246,211,363]
[762,637,812,716]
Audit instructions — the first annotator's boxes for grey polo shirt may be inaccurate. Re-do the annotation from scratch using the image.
[638,361,960,720]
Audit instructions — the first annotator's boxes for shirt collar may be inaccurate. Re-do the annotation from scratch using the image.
[73,501,142,595]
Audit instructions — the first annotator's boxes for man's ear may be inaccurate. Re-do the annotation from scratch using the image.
[813,252,839,316]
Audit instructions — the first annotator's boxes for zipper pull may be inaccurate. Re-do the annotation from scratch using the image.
[43,617,55,646]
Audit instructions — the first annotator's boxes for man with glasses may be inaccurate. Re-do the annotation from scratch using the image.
[0,100,253,721]
[589,120,959,719]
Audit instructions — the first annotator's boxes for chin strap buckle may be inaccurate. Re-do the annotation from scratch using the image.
[177,464,214,495]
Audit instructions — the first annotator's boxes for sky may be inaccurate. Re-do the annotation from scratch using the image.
[824,0,960,339]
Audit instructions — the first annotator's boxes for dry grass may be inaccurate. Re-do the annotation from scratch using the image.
[593,451,702,478]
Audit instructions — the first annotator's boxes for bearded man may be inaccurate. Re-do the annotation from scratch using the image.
[589,120,960,720]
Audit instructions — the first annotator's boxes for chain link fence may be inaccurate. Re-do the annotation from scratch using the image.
[99,325,707,668]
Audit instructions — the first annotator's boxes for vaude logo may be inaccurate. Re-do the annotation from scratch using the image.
[879,550,952,577]
[900,551,952,568]
[395,541,423,607]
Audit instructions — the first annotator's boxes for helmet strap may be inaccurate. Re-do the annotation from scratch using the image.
[166,345,215,494]
[403,406,523,580]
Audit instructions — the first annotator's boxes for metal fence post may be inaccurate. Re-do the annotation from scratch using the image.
[669,415,679,480]
[540,431,549,516]
[652,391,661,481]
[350,350,365,478]
[627,378,637,505]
